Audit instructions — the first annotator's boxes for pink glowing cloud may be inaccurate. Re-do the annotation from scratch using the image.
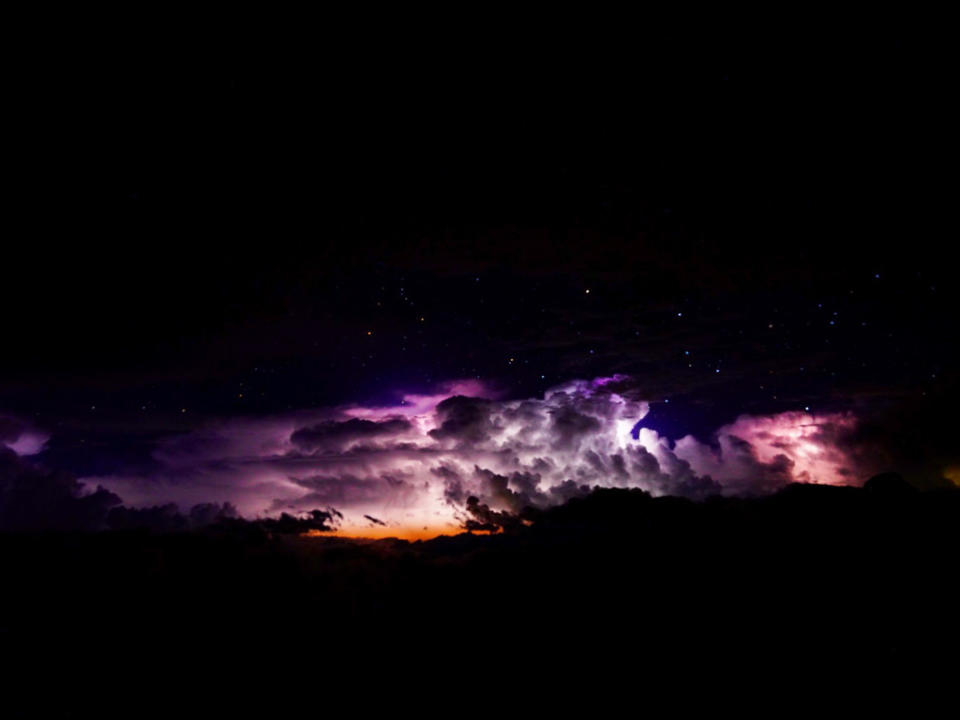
[0,415,49,456]
[78,376,866,535]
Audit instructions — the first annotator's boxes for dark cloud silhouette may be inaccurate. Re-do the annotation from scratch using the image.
[255,509,342,534]
[188,501,240,527]
[291,417,412,451]
[106,501,239,532]
[107,503,189,532]
[0,447,121,531]
[463,495,526,533]
[428,396,494,443]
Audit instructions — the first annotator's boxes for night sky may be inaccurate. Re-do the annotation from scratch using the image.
[3,28,956,535]
[5,25,960,716]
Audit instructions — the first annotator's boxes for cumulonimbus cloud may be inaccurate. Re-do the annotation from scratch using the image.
[74,375,864,536]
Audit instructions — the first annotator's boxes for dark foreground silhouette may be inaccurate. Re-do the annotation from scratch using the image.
[2,475,958,714]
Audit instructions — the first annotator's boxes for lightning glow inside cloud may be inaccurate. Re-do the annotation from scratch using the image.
[0,415,49,456]
[81,376,863,537]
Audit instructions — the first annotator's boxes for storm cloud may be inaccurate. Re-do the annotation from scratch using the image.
[0,446,121,531]
[68,375,869,536]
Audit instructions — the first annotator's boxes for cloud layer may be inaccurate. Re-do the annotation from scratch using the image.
[72,376,864,536]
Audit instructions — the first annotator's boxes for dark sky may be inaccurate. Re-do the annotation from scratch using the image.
[3,26,956,521]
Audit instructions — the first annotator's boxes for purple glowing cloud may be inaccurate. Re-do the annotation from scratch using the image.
[72,376,866,537]
[0,415,49,456]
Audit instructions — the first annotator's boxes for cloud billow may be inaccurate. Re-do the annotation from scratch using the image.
[70,375,863,536]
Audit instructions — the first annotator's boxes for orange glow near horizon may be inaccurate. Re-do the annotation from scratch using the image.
[302,524,471,541]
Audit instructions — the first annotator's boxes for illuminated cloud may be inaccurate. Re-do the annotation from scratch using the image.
[0,415,49,456]
[77,376,865,536]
